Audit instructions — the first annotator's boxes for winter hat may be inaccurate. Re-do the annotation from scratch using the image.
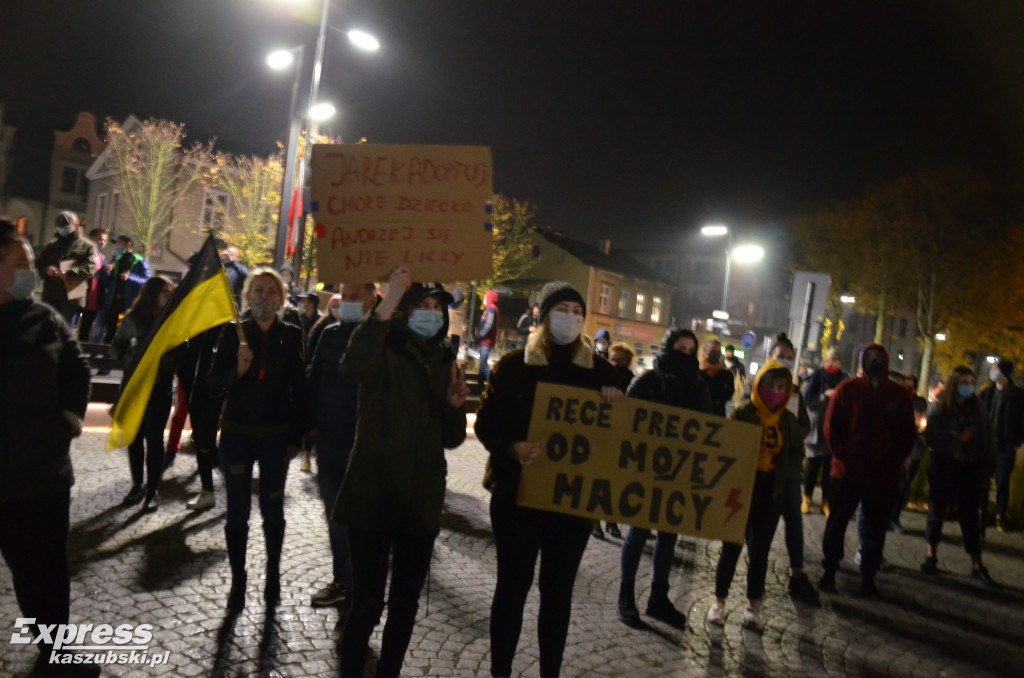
[538,281,585,321]
[997,359,1014,379]
[398,282,455,310]
[55,211,78,230]
[594,328,610,342]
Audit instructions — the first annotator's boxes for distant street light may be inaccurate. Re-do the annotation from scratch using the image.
[986,355,998,363]
[701,225,764,316]
[935,333,947,341]
[840,295,856,304]
[347,29,380,52]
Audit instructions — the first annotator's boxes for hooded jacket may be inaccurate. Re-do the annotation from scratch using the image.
[626,330,712,414]
[729,360,805,500]
[332,309,466,535]
[475,290,500,347]
[823,343,915,491]
[802,364,849,455]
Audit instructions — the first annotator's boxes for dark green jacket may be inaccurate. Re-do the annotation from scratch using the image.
[35,231,97,309]
[730,401,805,500]
[332,315,466,535]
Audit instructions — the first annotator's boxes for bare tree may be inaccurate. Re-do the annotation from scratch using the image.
[104,118,214,256]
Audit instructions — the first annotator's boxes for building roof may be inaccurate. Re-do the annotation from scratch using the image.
[535,228,675,286]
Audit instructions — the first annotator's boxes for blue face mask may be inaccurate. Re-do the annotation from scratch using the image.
[115,246,126,257]
[7,268,39,300]
[338,301,364,324]
[56,227,73,237]
[958,384,975,398]
[407,309,444,339]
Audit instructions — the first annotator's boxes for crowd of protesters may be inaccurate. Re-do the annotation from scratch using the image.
[2,211,1021,677]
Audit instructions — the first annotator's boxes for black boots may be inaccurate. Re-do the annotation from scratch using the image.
[645,583,687,629]
[263,523,285,606]
[617,581,643,628]
[225,524,248,613]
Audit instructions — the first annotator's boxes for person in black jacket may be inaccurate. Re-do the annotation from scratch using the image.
[617,328,712,630]
[110,276,175,511]
[922,366,997,586]
[802,347,847,514]
[305,283,377,609]
[476,280,622,678]
[979,359,1024,532]
[0,221,98,676]
[699,339,734,416]
[208,268,307,612]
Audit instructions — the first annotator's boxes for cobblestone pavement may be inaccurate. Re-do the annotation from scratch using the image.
[3,414,1023,677]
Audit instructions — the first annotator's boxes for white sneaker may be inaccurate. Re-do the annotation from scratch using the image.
[742,606,765,632]
[186,490,215,510]
[706,601,726,627]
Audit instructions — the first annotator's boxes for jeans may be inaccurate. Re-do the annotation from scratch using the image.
[621,528,677,589]
[0,491,71,656]
[218,430,290,561]
[315,439,353,591]
[822,477,894,579]
[190,393,222,492]
[479,345,492,382]
[891,459,920,524]
[339,528,436,678]
[489,491,592,678]
[127,384,172,492]
[781,472,804,570]
[804,455,831,502]
[926,458,983,555]
[715,470,782,600]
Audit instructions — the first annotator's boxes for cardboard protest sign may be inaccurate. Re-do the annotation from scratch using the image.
[517,383,762,544]
[310,144,494,283]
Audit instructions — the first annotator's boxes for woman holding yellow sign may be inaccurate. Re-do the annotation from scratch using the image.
[476,280,621,678]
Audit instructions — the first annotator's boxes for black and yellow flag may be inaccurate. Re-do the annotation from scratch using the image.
[107,235,237,451]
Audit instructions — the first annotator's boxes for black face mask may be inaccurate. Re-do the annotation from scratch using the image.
[864,359,885,378]
[660,349,699,376]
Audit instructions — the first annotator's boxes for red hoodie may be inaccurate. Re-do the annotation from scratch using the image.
[823,343,915,491]
[475,290,500,348]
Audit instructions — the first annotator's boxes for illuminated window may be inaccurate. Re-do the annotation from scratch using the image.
[635,293,645,318]
[618,290,630,317]
[649,344,659,356]
[599,283,612,314]
[651,296,662,323]
[201,188,230,231]
[634,342,643,355]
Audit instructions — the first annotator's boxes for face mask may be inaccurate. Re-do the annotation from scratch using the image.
[595,341,608,352]
[250,299,280,322]
[958,384,975,398]
[408,309,444,339]
[825,366,840,375]
[706,351,721,364]
[758,387,787,410]
[991,368,1002,383]
[57,227,73,237]
[7,268,39,300]
[548,311,583,345]
[777,358,795,371]
[115,246,126,257]
[338,301,365,323]
[864,359,885,378]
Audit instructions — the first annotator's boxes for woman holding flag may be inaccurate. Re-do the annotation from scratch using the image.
[110,275,175,511]
[208,268,307,613]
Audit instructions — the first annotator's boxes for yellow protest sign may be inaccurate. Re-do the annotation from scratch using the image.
[310,144,494,283]
[517,383,762,544]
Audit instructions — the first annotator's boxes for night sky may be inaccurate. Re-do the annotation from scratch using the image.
[3,0,1023,249]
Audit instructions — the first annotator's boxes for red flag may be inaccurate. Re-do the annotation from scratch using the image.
[286,188,303,256]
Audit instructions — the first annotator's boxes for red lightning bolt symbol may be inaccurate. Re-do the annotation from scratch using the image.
[723,488,743,525]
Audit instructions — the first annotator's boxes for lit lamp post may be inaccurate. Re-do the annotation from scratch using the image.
[700,224,764,320]
[267,45,304,270]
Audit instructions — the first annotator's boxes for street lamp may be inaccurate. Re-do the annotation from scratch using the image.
[700,225,764,315]
[267,45,304,270]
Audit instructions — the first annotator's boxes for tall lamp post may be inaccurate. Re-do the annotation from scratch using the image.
[267,45,304,270]
[701,224,764,327]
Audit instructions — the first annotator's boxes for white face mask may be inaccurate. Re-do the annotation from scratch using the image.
[991,367,1002,383]
[338,301,365,323]
[548,311,584,345]
[777,358,795,371]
